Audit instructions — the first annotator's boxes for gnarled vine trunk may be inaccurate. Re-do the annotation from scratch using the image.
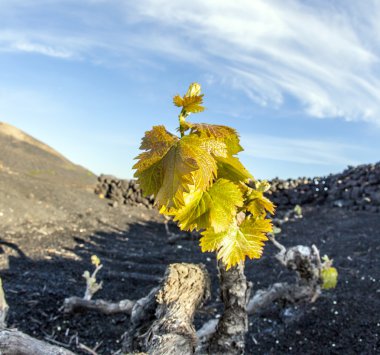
[0,277,75,355]
[208,261,250,355]
[124,263,210,355]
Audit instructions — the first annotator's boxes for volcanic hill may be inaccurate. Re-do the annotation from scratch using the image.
[0,122,379,354]
[0,122,100,231]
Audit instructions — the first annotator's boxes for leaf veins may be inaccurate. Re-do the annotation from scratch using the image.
[169,179,243,232]
[200,217,273,270]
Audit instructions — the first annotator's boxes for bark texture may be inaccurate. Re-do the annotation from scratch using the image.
[63,296,135,315]
[247,243,321,314]
[0,329,75,355]
[247,282,318,314]
[0,277,75,355]
[209,261,250,355]
[125,263,210,355]
[123,286,160,352]
[0,278,8,329]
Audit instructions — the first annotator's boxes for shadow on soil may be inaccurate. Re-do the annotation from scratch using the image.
[0,220,210,354]
[1,207,380,354]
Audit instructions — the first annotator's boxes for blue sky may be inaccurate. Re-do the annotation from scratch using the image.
[1,0,379,179]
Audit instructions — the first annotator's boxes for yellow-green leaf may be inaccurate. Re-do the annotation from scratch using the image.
[156,141,199,208]
[321,267,338,289]
[181,135,218,192]
[185,82,202,97]
[139,125,178,151]
[173,94,204,113]
[173,95,184,107]
[133,126,179,196]
[182,95,205,113]
[246,190,276,217]
[156,135,217,208]
[171,179,243,232]
[91,255,101,267]
[255,180,271,193]
[134,159,164,197]
[200,217,272,270]
[134,126,218,208]
[190,123,243,155]
[198,138,228,158]
[216,155,253,182]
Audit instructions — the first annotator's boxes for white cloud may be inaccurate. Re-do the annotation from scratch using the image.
[11,41,73,59]
[1,0,380,123]
[125,0,380,123]
[240,134,369,166]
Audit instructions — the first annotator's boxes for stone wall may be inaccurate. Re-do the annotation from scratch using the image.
[95,175,154,208]
[95,162,380,213]
[268,163,380,213]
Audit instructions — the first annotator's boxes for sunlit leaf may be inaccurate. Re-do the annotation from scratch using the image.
[185,82,202,97]
[182,96,205,113]
[170,179,243,232]
[173,95,184,107]
[198,138,228,158]
[155,140,199,208]
[255,180,271,193]
[134,83,276,270]
[156,135,217,208]
[173,83,204,113]
[190,123,243,154]
[181,135,218,192]
[133,126,179,196]
[321,267,338,289]
[91,255,101,267]
[216,155,253,182]
[200,217,272,270]
[246,190,276,217]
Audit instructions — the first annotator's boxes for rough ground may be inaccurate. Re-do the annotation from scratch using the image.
[1,205,379,354]
[0,122,99,232]
[0,122,379,354]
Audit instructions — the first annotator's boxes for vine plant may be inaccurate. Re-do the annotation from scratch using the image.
[133,82,274,270]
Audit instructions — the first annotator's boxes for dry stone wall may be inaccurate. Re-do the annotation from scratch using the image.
[268,163,380,213]
[95,175,154,208]
[95,162,380,213]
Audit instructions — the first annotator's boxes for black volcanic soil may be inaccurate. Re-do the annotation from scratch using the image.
[1,205,379,355]
[0,122,100,231]
[0,122,379,354]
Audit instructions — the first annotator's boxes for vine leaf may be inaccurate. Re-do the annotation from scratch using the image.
[134,128,218,208]
[200,218,273,270]
[156,141,198,208]
[134,83,275,271]
[170,179,243,232]
[173,82,204,113]
[133,126,179,196]
[321,267,338,289]
[198,138,228,158]
[321,255,338,289]
[182,135,218,193]
[190,123,243,155]
[217,155,253,182]
[245,181,275,217]
[246,191,275,217]
[173,95,205,113]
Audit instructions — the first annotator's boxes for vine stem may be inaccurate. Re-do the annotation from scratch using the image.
[209,260,250,355]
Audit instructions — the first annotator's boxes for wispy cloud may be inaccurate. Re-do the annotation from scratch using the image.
[1,0,380,123]
[126,0,380,123]
[240,134,370,166]
[11,41,73,58]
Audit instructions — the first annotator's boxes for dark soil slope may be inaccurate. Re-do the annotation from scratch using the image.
[0,122,108,231]
[0,123,379,354]
[1,206,379,355]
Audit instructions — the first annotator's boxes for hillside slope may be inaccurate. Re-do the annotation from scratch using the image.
[0,122,100,230]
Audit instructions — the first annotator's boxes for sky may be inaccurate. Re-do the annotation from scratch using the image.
[1,0,380,180]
